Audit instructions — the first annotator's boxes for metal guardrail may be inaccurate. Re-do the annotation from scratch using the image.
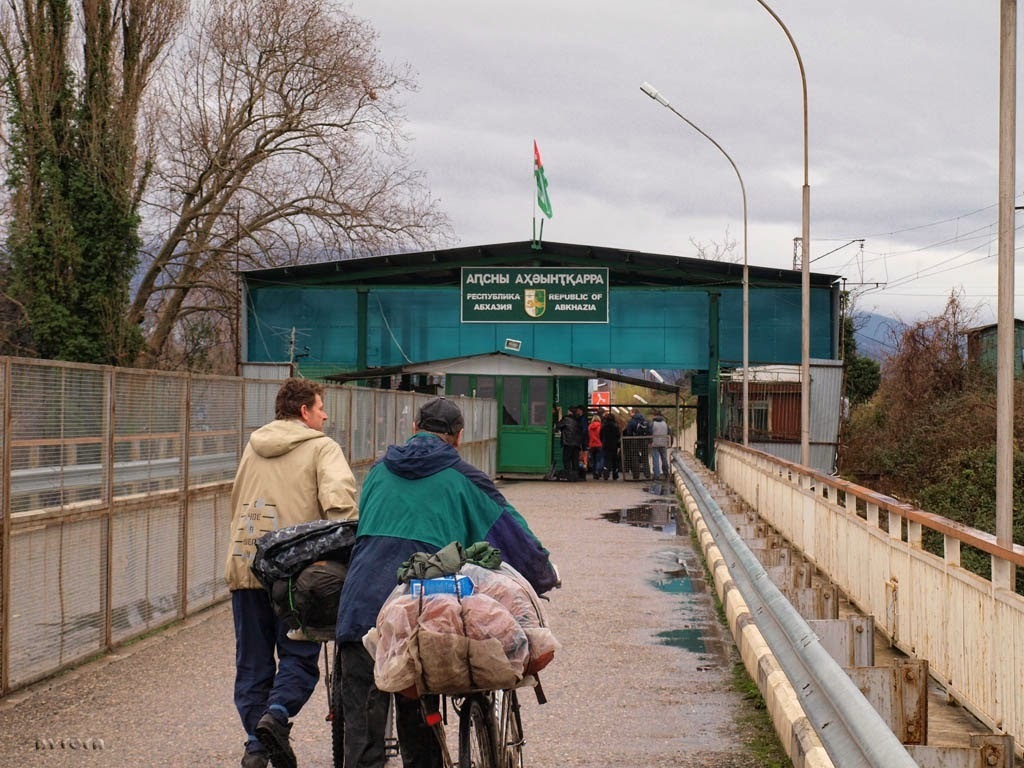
[672,453,919,768]
[10,453,237,497]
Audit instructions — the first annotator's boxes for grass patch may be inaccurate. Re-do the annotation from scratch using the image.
[680,496,793,768]
[730,662,792,767]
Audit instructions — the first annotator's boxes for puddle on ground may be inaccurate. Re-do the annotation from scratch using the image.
[603,501,680,534]
[642,481,676,496]
[646,550,730,664]
[603,509,728,663]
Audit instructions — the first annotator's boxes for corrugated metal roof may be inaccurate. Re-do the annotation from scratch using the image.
[242,240,841,290]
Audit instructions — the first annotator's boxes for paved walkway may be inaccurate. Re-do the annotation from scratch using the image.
[0,479,766,768]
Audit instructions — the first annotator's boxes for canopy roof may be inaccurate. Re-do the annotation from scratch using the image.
[323,351,680,392]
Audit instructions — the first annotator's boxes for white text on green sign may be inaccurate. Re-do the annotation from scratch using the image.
[461,267,609,323]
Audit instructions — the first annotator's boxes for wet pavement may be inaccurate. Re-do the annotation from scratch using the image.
[0,479,773,768]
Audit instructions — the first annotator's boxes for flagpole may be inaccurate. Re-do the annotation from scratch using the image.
[532,140,541,249]
[532,139,551,249]
[532,141,537,245]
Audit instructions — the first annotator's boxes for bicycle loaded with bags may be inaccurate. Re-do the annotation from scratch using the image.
[252,525,560,768]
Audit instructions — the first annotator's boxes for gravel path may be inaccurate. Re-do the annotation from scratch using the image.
[0,478,774,767]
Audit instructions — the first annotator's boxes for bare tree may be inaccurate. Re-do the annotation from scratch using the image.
[132,0,451,366]
[689,226,739,262]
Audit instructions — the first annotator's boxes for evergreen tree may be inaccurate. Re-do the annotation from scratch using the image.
[1,0,184,364]
[842,315,881,406]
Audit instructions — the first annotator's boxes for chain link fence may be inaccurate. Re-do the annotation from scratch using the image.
[0,358,496,695]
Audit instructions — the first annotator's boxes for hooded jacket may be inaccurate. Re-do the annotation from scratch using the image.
[335,432,558,643]
[224,418,358,591]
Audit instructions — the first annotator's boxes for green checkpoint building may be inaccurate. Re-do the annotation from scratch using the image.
[241,240,843,474]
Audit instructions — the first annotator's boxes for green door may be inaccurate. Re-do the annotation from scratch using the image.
[497,376,553,474]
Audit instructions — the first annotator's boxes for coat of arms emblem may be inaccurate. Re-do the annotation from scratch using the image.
[524,289,546,318]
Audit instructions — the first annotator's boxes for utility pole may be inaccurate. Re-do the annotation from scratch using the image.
[995,0,1016,585]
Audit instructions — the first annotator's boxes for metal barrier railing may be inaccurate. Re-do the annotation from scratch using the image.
[715,439,1024,759]
[674,452,918,768]
[0,357,496,695]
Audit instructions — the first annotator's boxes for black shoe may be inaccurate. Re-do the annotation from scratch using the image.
[241,750,269,768]
[255,714,296,768]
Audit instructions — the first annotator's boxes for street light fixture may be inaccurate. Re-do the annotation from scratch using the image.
[640,82,750,447]
[632,394,648,405]
[752,0,811,467]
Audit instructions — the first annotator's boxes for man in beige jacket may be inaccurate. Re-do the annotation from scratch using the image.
[225,378,358,768]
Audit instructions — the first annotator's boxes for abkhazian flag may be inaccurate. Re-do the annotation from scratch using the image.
[534,140,553,218]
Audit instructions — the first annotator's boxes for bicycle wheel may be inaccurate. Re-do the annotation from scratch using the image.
[495,690,524,768]
[458,694,497,768]
[330,645,344,768]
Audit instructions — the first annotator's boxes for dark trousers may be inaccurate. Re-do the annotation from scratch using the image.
[561,444,581,480]
[601,446,620,478]
[231,589,321,740]
[588,446,604,477]
[339,642,441,768]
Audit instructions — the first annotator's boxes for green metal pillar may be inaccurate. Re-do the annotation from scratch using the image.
[356,288,368,383]
[707,291,720,470]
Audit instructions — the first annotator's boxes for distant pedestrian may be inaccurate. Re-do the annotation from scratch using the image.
[649,411,672,479]
[599,412,622,480]
[225,378,358,768]
[588,415,604,479]
[623,408,651,480]
[556,404,587,481]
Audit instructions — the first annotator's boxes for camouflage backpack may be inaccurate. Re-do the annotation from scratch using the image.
[250,519,358,636]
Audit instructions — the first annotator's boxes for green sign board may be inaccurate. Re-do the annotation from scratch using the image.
[461,267,609,323]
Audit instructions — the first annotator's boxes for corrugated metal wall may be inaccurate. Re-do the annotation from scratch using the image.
[721,359,843,474]
[247,284,839,373]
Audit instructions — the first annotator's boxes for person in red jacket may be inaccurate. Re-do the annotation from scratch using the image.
[587,414,604,479]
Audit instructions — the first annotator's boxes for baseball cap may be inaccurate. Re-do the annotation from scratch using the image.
[416,397,465,435]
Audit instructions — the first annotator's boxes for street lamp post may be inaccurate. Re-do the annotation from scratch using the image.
[640,82,749,447]
[753,0,811,468]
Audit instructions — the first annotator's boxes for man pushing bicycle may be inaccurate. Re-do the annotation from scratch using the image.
[335,396,559,768]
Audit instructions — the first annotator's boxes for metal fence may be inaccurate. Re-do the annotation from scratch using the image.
[716,440,1024,758]
[0,357,497,695]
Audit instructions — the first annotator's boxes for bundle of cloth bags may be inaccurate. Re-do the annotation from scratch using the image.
[365,543,560,698]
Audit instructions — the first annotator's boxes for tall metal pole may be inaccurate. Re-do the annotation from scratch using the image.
[995,0,1016,573]
[640,83,750,447]
[754,0,811,467]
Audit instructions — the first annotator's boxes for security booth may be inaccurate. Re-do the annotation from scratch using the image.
[241,240,842,473]
[325,351,681,476]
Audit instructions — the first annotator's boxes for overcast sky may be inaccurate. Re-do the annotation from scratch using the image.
[347,0,1023,329]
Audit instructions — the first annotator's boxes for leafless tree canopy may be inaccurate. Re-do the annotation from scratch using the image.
[689,227,739,263]
[0,0,450,368]
[132,0,451,366]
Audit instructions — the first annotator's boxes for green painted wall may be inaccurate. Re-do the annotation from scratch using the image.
[246,284,836,371]
[973,323,1024,378]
